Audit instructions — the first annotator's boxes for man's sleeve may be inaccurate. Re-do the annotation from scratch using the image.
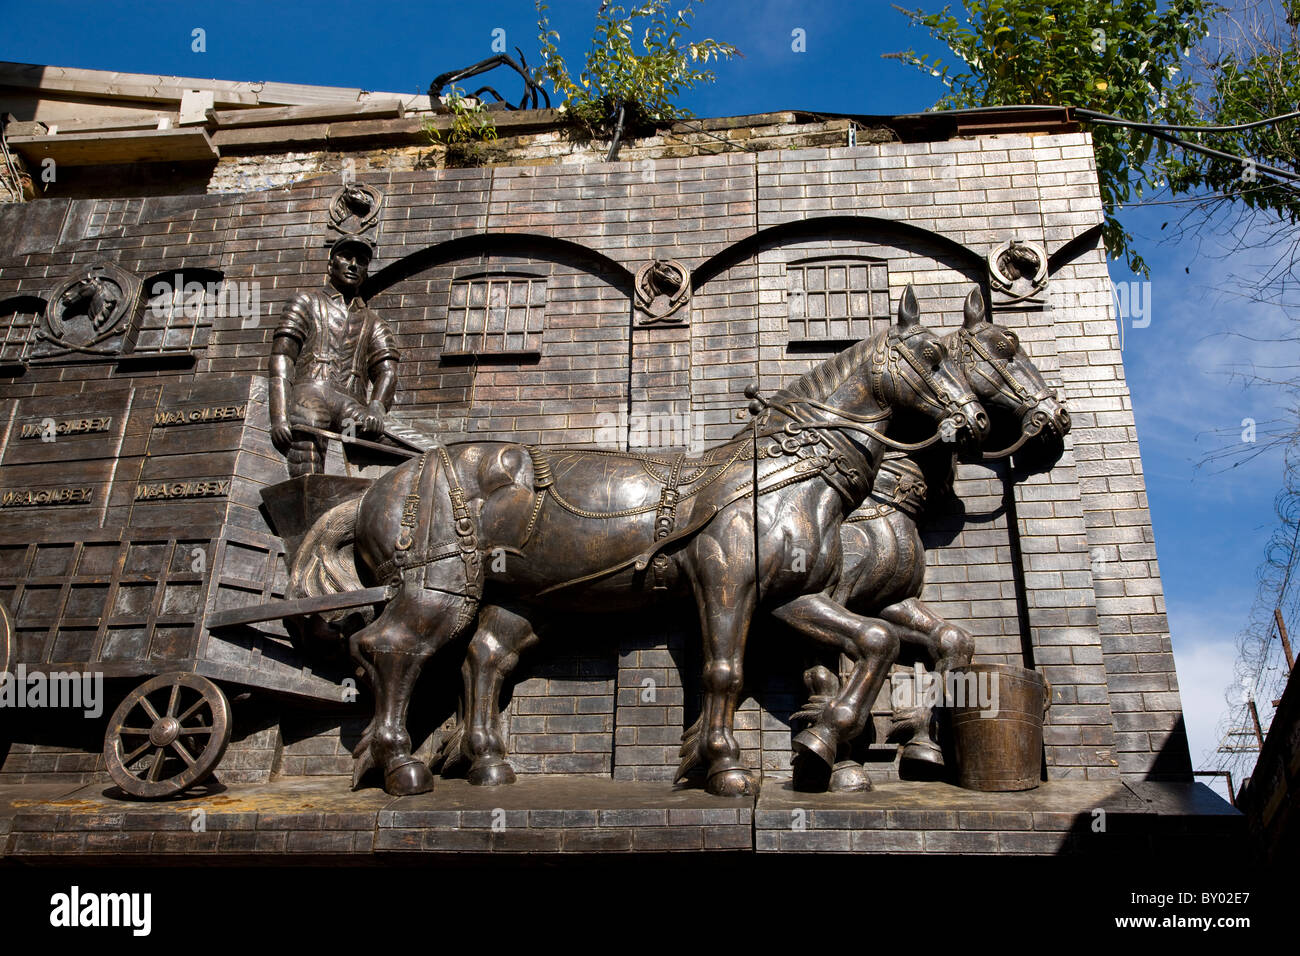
[274,292,314,345]
[366,313,400,370]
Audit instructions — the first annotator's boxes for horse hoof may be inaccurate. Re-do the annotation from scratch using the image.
[707,768,756,798]
[792,727,837,767]
[829,761,873,793]
[791,749,832,792]
[385,760,435,796]
[902,739,945,766]
[468,760,517,787]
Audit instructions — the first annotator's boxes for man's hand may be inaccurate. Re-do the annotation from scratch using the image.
[271,419,294,452]
[359,401,386,437]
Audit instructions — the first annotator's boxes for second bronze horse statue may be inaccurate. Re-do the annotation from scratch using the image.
[290,285,988,795]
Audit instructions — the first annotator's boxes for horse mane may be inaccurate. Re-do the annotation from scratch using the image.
[774,327,887,403]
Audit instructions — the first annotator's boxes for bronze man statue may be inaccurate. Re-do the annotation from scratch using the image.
[269,235,399,476]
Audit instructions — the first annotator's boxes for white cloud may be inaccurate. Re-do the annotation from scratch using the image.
[1169,611,1245,802]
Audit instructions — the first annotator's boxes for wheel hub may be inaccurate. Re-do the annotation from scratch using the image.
[149,717,181,747]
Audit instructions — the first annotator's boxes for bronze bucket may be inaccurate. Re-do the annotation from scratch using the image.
[950,663,1050,792]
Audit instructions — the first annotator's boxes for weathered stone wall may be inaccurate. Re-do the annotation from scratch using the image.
[0,125,1191,785]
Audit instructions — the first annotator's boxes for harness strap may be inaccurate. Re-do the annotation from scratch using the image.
[651,451,688,589]
[379,446,483,631]
[438,445,483,626]
[395,450,427,552]
[372,541,464,585]
[534,453,828,597]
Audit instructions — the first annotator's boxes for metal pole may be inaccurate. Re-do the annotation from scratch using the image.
[1248,697,1266,749]
[1192,770,1236,807]
[1276,607,1296,672]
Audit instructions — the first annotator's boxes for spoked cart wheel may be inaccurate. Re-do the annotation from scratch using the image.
[104,673,232,799]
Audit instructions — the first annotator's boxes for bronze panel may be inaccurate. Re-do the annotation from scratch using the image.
[1,390,132,465]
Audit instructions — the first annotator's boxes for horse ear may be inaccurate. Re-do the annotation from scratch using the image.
[897,285,919,329]
[962,287,988,329]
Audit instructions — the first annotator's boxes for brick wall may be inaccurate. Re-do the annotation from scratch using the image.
[0,127,1191,783]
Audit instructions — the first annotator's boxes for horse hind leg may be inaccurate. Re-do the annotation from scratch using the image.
[350,587,470,795]
[881,597,974,766]
[460,604,540,787]
[772,593,901,792]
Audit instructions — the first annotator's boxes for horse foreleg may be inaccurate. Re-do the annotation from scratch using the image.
[461,604,539,787]
[880,596,974,765]
[685,562,757,798]
[773,593,900,792]
[349,588,461,795]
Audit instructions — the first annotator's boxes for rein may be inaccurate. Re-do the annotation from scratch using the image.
[754,397,952,453]
[952,326,1056,460]
[754,326,977,455]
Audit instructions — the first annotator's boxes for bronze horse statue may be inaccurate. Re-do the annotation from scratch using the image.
[289,285,988,796]
[435,287,1071,793]
[791,287,1071,791]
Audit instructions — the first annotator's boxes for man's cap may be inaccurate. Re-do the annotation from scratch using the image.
[330,233,377,258]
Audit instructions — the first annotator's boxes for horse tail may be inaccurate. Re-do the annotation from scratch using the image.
[675,714,706,782]
[429,715,468,775]
[285,497,372,649]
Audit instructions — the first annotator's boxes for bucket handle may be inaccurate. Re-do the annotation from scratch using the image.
[1041,675,1052,718]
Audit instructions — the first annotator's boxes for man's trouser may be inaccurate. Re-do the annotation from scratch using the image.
[285,380,369,477]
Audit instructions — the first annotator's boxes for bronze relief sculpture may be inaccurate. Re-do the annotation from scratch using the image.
[288,285,989,796]
[30,261,141,361]
[427,288,1071,795]
[268,235,400,477]
[801,288,1070,790]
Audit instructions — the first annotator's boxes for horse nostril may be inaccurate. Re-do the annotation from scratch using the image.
[974,412,989,434]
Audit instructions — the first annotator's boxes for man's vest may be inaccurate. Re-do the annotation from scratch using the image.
[275,289,396,404]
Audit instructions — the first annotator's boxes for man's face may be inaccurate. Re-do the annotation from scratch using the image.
[328,247,370,292]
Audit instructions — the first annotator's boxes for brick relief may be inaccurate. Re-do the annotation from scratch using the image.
[0,131,1190,788]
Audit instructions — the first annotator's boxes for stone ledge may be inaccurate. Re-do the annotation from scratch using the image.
[754,779,1241,854]
[0,775,1238,860]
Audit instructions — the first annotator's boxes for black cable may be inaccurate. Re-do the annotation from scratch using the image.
[1073,107,1300,185]
[662,117,758,154]
[1078,108,1300,134]
[886,102,1300,133]
[605,103,626,162]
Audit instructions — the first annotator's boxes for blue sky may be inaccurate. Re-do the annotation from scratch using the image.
[2,0,1288,789]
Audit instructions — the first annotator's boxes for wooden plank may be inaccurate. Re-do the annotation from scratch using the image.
[668,112,797,132]
[205,586,391,629]
[210,123,330,151]
[0,62,254,108]
[209,99,404,128]
[0,61,433,110]
[7,113,174,135]
[8,128,218,166]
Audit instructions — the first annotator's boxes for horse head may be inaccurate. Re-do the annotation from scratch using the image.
[950,287,1071,461]
[870,285,989,453]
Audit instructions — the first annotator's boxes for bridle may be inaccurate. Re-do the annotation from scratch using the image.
[750,327,979,455]
[951,325,1060,460]
[873,325,979,427]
